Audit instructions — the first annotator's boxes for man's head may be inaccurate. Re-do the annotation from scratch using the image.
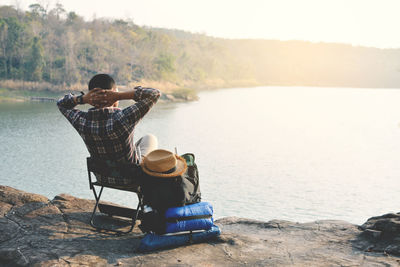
[88,74,118,108]
[88,74,115,91]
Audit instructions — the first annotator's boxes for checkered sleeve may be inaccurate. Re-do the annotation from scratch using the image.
[119,86,161,130]
[56,94,85,129]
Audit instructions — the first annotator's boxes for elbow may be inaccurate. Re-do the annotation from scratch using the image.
[152,88,161,102]
[56,94,76,109]
[56,98,63,108]
[156,89,161,99]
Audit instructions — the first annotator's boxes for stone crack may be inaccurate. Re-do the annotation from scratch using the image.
[52,203,71,235]
[286,248,294,265]
[4,208,27,234]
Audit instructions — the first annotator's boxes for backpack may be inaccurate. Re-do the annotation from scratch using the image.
[140,153,201,211]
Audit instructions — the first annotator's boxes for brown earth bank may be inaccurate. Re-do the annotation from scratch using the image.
[1,185,400,266]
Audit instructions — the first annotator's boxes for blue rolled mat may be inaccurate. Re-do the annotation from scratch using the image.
[165,202,214,233]
[138,225,221,252]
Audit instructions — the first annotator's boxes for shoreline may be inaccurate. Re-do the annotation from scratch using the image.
[0,89,198,103]
[0,79,204,103]
[2,81,400,103]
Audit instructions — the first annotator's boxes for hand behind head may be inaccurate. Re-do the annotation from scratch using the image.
[85,88,118,108]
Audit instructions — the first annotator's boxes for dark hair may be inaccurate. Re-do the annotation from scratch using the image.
[88,74,115,90]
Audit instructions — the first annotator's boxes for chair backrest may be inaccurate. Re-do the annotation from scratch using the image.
[87,157,142,187]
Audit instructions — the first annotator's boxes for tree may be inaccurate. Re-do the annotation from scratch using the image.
[0,19,8,78]
[28,3,46,19]
[153,52,176,80]
[26,36,45,81]
[52,3,66,19]
[0,17,26,80]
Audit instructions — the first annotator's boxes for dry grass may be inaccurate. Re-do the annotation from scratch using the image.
[126,80,180,93]
[0,80,86,93]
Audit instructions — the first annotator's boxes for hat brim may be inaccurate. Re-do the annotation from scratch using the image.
[141,155,187,178]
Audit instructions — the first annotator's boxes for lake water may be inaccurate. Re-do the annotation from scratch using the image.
[2,86,400,225]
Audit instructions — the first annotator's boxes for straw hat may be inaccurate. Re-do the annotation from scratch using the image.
[140,149,187,178]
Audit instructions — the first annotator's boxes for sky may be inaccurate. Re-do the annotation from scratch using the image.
[2,0,400,48]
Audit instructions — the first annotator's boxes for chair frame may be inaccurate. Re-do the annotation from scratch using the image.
[87,157,144,234]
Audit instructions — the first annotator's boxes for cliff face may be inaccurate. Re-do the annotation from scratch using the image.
[0,185,399,266]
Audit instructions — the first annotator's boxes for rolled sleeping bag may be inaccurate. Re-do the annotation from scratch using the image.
[138,225,221,252]
[164,202,213,234]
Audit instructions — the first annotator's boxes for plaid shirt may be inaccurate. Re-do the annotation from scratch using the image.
[57,87,161,168]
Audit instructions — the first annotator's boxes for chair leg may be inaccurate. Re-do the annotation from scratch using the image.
[124,194,143,233]
[89,185,142,234]
[89,185,104,230]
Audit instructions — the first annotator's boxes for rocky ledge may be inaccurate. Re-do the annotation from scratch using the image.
[1,185,400,266]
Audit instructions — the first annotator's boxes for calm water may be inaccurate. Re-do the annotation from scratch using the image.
[2,86,400,225]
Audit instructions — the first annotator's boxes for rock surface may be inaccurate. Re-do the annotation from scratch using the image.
[1,185,400,266]
[359,212,400,256]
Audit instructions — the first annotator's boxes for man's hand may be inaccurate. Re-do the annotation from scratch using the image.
[83,88,119,108]
[80,88,101,106]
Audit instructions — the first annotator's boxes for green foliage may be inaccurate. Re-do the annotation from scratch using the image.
[153,53,176,80]
[26,36,45,81]
[0,17,27,80]
[1,4,400,91]
[53,57,65,69]
[0,4,253,88]
[28,4,46,18]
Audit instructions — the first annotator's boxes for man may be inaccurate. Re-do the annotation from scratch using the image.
[57,74,161,183]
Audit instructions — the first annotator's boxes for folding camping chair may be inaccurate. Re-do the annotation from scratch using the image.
[87,157,144,234]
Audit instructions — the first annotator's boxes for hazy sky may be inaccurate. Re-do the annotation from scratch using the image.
[3,0,400,48]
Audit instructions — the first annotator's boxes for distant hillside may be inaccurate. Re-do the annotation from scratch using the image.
[1,4,400,92]
[225,39,400,88]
